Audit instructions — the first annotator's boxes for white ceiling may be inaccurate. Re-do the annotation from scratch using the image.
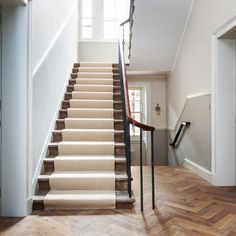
[129,0,193,73]
[0,0,27,5]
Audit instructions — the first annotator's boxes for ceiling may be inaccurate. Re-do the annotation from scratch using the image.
[129,0,193,73]
[0,0,27,5]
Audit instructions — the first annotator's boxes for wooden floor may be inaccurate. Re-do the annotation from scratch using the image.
[1,166,236,236]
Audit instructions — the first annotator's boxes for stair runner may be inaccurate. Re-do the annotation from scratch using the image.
[33,62,134,210]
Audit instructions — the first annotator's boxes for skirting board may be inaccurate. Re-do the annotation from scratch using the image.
[183,159,213,184]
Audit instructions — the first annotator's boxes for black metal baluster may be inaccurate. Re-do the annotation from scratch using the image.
[140,128,143,212]
[118,52,132,198]
[151,130,155,209]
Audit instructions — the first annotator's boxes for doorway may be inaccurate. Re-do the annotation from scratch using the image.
[212,20,236,186]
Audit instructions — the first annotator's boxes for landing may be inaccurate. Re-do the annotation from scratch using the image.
[1,167,236,235]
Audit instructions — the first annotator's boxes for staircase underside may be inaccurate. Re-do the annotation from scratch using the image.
[33,62,134,211]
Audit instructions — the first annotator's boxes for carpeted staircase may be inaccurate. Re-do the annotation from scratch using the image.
[33,63,134,210]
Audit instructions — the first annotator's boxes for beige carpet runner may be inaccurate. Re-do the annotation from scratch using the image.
[44,63,116,210]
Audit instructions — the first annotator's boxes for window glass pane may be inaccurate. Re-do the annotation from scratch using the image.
[103,21,119,39]
[82,0,92,18]
[129,89,140,101]
[131,113,141,121]
[116,0,130,20]
[104,0,115,19]
[130,125,140,136]
[82,26,92,38]
[103,0,130,39]
[130,102,140,112]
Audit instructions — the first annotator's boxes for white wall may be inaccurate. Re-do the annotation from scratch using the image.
[1,0,78,217]
[129,0,192,72]
[213,38,236,185]
[167,0,236,129]
[78,42,118,62]
[1,6,29,216]
[31,0,78,188]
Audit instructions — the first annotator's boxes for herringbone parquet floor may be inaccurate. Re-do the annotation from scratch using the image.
[1,166,236,236]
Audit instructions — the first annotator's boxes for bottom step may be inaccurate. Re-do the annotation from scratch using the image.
[44,190,115,210]
[33,191,135,211]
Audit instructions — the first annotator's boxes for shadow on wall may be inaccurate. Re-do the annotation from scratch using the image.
[168,94,211,171]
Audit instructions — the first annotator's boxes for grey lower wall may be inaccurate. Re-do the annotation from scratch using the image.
[131,129,168,166]
[153,129,168,165]
[168,94,211,171]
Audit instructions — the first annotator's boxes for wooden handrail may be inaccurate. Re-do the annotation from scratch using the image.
[119,27,155,132]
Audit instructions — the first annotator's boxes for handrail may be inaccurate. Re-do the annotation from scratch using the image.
[169,122,191,148]
[118,0,156,211]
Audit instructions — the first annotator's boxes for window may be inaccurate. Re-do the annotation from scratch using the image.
[79,0,130,41]
[81,0,93,39]
[129,87,146,136]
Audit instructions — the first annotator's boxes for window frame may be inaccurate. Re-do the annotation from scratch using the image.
[128,86,147,139]
[78,0,130,42]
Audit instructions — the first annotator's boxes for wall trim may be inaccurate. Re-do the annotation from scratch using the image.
[32,7,75,77]
[127,70,168,77]
[31,69,71,191]
[183,158,213,184]
[172,92,211,131]
[213,14,236,38]
[171,0,194,73]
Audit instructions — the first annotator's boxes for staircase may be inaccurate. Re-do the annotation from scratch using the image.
[33,63,135,210]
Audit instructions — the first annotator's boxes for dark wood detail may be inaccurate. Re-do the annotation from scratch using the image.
[114,110,123,119]
[114,119,123,130]
[52,131,63,142]
[59,109,68,119]
[48,144,59,156]
[72,68,79,73]
[71,73,78,79]
[116,191,135,209]
[67,85,74,92]
[56,119,65,130]
[61,101,70,109]
[74,63,80,68]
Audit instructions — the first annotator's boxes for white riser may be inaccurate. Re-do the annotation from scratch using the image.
[62,129,114,141]
[70,100,113,109]
[76,78,113,85]
[65,118,114,129]
[72,92,113,100]
[78,72,113,79]
[54,156,115,171]
[49,172,115,190]
[80,62,113,67]
[58,141,114,155]
[79,67,113,73]
[67,108,114,118]
[74,84,113,92]
[44,190,115,210]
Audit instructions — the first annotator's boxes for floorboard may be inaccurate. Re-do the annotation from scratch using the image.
[1,166,236,235]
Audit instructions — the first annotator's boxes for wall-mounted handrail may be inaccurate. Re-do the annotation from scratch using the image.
[119,0,156,211]
[169,122,191,148]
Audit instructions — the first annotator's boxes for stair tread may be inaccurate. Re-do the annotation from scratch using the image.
[54,155,115,160]
[39,171,127,178]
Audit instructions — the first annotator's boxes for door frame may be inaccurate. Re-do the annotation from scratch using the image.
[212,16,236,186]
